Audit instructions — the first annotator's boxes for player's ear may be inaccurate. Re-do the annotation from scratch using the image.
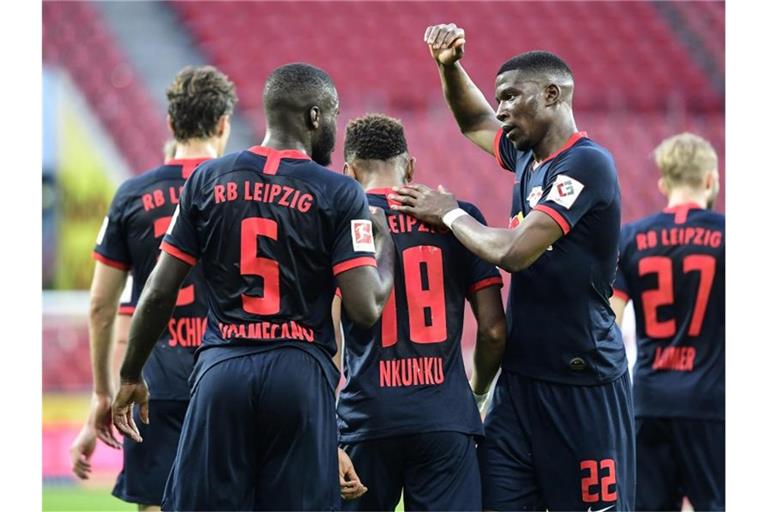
[308,106,321,130]
[544,83,561,106]
[657,178,668,197]
[216,115,230,137]
[166,114,174,134]
[704,169,715,191]
[343,162,356,179]
[405,157,415,183]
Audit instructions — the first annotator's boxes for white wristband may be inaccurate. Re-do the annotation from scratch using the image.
[442,208,469,230]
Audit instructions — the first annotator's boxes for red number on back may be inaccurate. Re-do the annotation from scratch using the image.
[380,245,447,346]
[154,216,194,306]
[683,255,716,336]
[638,256,676,338]
[637,254,717,338]
[240,217,280,315]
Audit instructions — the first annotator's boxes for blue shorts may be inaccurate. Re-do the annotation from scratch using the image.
[161,348,340,511]
[635,417,724,511]
[479,371,635,511]
[112,399,187,506]
[340,432,481,511]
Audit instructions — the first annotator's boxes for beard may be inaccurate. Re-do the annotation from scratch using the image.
[311,126,336,166]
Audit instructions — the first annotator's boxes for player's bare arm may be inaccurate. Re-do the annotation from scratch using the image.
[425,23,501,154]
[390,184,562,273]
[113,253,192,442]
[467,285,506,408]
[331,295,343,373]
[88,264,129,444]
[336,207,395,328]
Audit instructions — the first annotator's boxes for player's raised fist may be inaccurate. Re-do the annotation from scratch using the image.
[424,23,465,65]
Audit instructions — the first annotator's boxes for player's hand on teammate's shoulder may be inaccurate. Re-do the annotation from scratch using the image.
[111,380,150,443]
[389,184,460,227]
[338,448,368,500]
[424,23,465,65]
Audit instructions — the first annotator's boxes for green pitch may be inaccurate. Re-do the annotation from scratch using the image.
[43,485,133,512]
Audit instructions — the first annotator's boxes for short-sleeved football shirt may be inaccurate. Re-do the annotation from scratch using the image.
[93,158,210,400]
[615,204,724,420]
[162,146,377,392]
[337,191,502,442]
[494,129,627,385]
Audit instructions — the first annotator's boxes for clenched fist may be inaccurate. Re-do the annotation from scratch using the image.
[424,23,466,65]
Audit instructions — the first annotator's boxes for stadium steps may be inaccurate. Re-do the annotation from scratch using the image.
[43,1,167,171]
[93,1,256,155]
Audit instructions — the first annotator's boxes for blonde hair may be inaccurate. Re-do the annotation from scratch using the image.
[654,132,718,188]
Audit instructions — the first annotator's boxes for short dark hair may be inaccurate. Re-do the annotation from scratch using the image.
[344,114,408,161]
[166,66,237,142]
[497,50,573,79]
[263,63,336,112]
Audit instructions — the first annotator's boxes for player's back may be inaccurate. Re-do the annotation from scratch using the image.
[615,204,724,419]
[162,146,377,390]
[94,158,210,400]
[337,190,502,442]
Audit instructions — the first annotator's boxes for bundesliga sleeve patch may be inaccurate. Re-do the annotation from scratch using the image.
[119,274,134,303]
[351,219,375,253]
[546,174,584,210]
[96,216,109,245]
[167,206,180,235]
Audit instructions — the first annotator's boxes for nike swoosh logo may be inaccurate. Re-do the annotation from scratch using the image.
[587,505,615,512]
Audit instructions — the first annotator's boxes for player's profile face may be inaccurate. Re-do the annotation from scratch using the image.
[311,96,338,166]
[495,70,543,152]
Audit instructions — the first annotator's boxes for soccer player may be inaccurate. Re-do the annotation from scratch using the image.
[335,114,507,511]
[388,24,636,510]
[611,133,724,511]
[111,63,395,510]
[68,65,237,510]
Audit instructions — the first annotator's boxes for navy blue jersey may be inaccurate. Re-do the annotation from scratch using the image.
[162,146,377,391]
[494,129,627,385]
[336,190,502,442]
[93,158,211,400]
[614,204,724,420]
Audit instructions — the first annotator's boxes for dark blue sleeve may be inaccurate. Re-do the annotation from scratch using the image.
[613,225,632,301]
[161,173,200,266]
[493,127,518,173]
[331,179,377,276]
[533,146,618,235]
[93,181,132,270]
[460,202,503,294]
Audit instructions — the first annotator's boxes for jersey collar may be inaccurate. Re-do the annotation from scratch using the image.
[248,146,311,175]
[535,131,588,167]
[366,187,401,208]
[165,157,211,179]
[663,201,704,224]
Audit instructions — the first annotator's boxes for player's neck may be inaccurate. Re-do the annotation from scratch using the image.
[666,189,707,209]
[260,131,310,156]
[173,139,219,160]
[533,116,578,163]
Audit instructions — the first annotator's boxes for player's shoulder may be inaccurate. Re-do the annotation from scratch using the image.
[561,138,616,171]
[115,163,176,198]
[456,199,487,222]
[692,208,725,226]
